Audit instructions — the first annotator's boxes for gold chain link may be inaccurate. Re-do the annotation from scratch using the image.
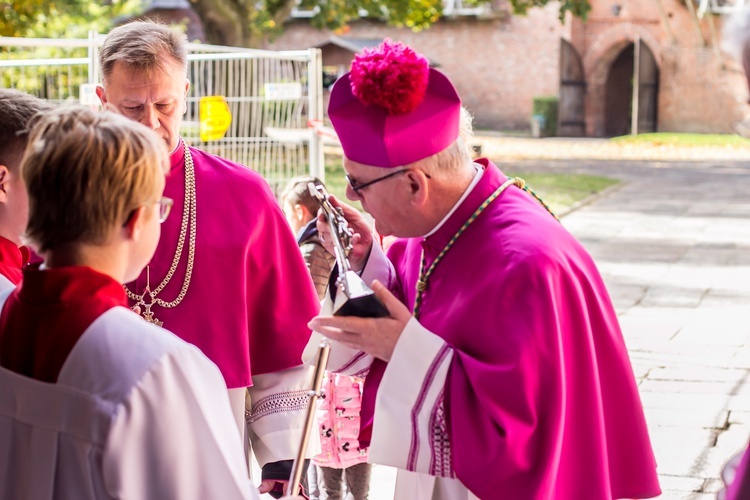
[125,141,196,309]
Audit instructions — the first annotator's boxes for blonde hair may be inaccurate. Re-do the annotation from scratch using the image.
[100,20,188,84]
[22,106,168,252]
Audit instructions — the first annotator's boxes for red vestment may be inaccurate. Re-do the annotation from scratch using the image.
[0,235,28,289]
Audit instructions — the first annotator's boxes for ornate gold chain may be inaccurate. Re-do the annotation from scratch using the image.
[125,141,197,325]
[413,177,524,319]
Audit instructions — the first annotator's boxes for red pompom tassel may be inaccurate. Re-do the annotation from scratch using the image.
[349,39,430,115]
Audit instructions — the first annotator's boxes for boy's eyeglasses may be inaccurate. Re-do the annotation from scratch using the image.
[123,196,174,227]
[157,197,174,223]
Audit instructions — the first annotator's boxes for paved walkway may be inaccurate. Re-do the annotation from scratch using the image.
[473,134,750,162]
[510,157,750,499]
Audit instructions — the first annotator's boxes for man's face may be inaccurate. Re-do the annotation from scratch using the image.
[97,57,189,152]
[2,164,29,246]
[343,157,414,238]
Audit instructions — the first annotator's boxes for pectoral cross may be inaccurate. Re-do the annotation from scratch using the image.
[138,267,163,327]
[141,300,163,327]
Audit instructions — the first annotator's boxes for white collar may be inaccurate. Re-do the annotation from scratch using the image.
[422,163,484,238]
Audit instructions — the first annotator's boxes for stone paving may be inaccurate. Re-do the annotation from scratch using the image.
[473,134,750,163]
[507,156,750,500]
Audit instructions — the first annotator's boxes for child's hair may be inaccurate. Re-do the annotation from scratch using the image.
[0,89,52,172]
[280,175,324,215]
[22,106,169,253]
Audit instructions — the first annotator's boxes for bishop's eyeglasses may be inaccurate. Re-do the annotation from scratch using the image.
[346,168,431,194]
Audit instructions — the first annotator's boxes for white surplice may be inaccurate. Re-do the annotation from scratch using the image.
[0,300,259,500]
[0,274,13,295]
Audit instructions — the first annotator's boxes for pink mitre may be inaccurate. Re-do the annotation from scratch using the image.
[328,39,462,168]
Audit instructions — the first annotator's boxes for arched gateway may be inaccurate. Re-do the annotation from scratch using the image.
[559,34,660,137]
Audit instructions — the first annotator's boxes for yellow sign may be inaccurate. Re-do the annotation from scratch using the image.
[199,96,232,142]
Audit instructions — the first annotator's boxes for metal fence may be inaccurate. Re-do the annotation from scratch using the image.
[0,33,324,192]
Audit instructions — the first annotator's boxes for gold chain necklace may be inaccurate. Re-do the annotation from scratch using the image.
[125,141,197,326]
[413,177,524,319]
[412,175,558,318]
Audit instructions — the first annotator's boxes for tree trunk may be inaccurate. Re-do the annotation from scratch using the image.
[190,0,250,46]
[190,0,296,47]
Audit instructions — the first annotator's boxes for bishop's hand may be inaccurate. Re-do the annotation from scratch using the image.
[315,194,373,273]
[308,280,410,362]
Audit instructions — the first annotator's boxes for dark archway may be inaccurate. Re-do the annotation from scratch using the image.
[634,41,659,134]
[558,39,586,137]
[603,40,659,137]
[605,44,634,137]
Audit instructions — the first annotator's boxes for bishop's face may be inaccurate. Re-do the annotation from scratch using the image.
[343,157,417,238]
[97,55,189,153]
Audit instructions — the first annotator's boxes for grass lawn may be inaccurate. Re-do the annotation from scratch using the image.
[325,154,618,217]
[610,132,750,148]
[506,172,619,216]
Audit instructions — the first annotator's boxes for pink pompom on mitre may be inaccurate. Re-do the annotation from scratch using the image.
[349,39,430,115]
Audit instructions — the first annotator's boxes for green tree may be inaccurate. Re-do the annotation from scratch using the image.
[509,0,590,22]
[1,0,141,38]
[191,0,591,47]
[2,0,590,46]
[190,0,451,48]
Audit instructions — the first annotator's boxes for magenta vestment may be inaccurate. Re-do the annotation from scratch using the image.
[127,140,319,388]
[363,160,660,499]
[725,443,750,499]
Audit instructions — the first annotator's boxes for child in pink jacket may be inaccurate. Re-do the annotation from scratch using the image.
[314,372,371,500]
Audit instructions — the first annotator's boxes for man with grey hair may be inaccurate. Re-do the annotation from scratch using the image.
[306,39,660,500]
[95,21,320,497]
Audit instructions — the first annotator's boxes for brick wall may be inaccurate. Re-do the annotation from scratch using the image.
[264,5,566,131]
[571,0,748,135]
[266,2,748,135]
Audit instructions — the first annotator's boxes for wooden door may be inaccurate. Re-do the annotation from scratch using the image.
[558,39,586,137]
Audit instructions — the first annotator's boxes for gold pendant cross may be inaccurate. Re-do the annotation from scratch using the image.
[142,302,163,327]
[139,279,163,327]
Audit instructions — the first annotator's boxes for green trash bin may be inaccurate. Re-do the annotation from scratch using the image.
[531,97,558,137]
[531,114,545,138]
